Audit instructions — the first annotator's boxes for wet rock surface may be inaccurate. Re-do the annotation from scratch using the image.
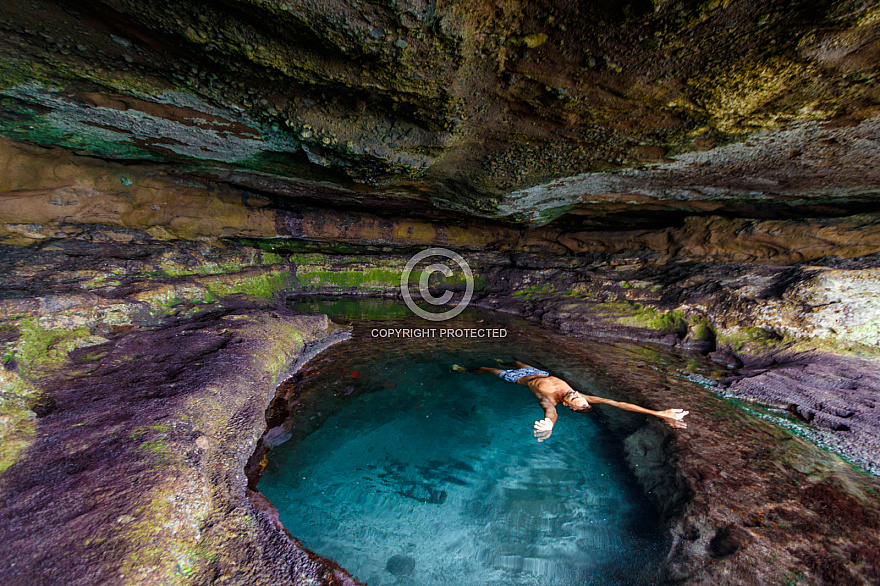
[721,351,880,474]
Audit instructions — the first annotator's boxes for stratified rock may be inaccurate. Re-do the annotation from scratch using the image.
[721,352,880,473]
[1,0,879,220]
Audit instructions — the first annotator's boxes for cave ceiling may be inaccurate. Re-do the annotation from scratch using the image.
[0,0,878,228]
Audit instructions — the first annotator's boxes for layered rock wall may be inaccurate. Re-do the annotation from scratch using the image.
[1,0,879,217]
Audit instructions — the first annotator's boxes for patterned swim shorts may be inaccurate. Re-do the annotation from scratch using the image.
[498,368,550,383]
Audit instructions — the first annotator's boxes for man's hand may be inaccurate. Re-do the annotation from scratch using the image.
[657,408,689,429]
[533,418,554,442]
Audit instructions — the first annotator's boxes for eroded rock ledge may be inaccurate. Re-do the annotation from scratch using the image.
[0,237,358,584]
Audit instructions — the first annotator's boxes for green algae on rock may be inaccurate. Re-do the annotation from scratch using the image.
[0,235,305,494]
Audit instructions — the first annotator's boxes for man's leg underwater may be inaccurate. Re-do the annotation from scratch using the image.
[452,365,504,375]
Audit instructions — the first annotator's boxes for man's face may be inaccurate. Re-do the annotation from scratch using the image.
[565,393,590,411]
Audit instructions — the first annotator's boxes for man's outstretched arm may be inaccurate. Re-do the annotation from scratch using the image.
[533,400,558,442]
[581,395,689,428]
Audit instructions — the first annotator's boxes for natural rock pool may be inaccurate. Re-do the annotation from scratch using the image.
[257,300,681,585]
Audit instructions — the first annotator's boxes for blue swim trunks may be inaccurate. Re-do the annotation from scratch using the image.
[498,368,550,383]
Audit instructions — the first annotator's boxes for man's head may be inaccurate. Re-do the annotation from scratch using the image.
[562,389,591,412]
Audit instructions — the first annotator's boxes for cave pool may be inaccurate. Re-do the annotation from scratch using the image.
[258,299,677,585]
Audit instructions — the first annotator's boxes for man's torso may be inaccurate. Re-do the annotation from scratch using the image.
[521,375,573,402]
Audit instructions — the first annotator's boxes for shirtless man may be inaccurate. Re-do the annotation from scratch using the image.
[453,359,689,441]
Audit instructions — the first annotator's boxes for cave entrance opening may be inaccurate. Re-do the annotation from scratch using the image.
[256,298,679,585]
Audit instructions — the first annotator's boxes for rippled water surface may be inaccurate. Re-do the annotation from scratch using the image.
[259,299,675,585]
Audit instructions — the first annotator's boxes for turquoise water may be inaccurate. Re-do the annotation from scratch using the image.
[259,307,668,585]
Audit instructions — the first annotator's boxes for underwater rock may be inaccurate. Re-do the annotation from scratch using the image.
[375,459,453,504]
[385,554,416,576]
[396,483,448,505]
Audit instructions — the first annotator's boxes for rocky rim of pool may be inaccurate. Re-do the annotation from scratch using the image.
[240,300,880,585]
[252,308,671,585]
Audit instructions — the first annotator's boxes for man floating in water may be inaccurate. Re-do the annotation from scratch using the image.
[453,359,689,441]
